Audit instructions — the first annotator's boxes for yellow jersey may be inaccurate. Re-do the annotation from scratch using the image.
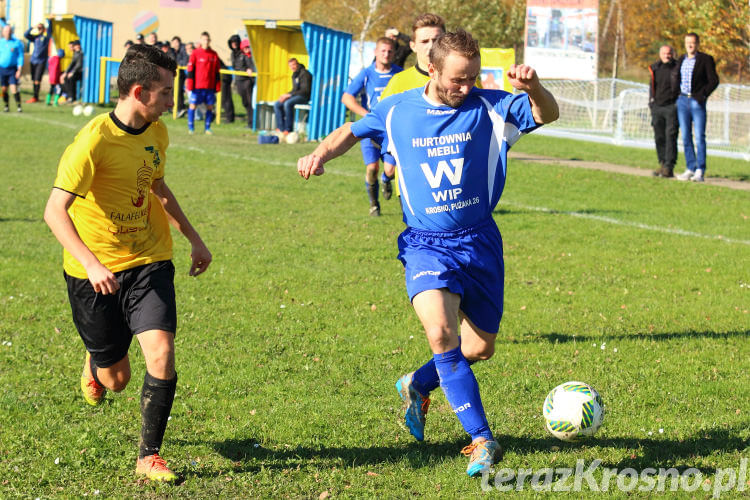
[53,112,173,279]
[379,65,430,100]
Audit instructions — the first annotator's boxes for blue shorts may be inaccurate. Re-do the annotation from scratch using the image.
[0,66,19,86]
[361,139,381,165]
[189,88,216,106]
[382,151,395,166]
[397,218,504,333]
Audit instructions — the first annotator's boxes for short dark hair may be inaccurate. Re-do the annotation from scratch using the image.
[201,31,210,38]
[376,36,395,49]
[117,44,177,97]
[686,32,700,43]
[171,36,181,43]
[430,29,480,73]
[412,13,445,37]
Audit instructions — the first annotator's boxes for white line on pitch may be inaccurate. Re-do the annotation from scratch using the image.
[502,201,750,246]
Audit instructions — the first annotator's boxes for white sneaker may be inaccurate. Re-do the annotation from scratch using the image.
[676,170,694,181]
[690,169,705,182]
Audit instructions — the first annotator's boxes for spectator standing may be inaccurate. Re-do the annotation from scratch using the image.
[385,27,412,68]
[24,22,51,103]
[46,48,64,105]
[273,57,312,135]
[135,34,145,45]
[675,32,719,182]
[171,36,188,117]
[0,24,24,112]
[61,40,84,103]
[222,34,242,123]
[145,32,158,47]
[232,38,257,129]
[342,37,402,216]
[649,45,680,178]
[186,32,221,134]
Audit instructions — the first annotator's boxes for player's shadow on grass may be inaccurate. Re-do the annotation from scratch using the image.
[0,217,39,223]
[206,436,467,476]
[492,207,627,216]
[531,329,750,343]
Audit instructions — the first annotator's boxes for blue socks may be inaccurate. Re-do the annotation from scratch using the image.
[381,172,394,183]
[412,358,440,396]
[434,346,493,442]
[412,337,474,396]
[205,109,214,130]
[187,108,195,131]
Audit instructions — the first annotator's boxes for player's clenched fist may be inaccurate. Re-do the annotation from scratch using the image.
[507,64,540,92]
[297,154,325,179]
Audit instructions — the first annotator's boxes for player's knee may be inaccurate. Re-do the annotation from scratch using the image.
[109,372,130,392]
[105,367,131,392]
[424,325,458,351]
[463,342,495,362]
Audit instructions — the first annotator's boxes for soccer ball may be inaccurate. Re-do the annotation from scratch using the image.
[542,381,604,441]
[83,105,94,116]
[285,131,300,144]
[72,104,83,116]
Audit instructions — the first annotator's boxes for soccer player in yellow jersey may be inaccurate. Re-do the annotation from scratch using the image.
[43,45,212,483]
[378,14,446,194]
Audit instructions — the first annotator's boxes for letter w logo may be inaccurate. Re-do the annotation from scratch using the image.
[420,159,464,188]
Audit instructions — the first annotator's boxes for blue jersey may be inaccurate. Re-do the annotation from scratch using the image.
[345,63,402,111]
[350,86,539,231]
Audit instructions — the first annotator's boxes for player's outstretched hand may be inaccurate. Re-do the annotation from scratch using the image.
[189,241,212,276]
[86,262,120,295]
[507,64,541,93]
[297,154,325,179]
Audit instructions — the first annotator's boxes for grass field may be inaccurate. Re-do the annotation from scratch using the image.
[1,104,748,498]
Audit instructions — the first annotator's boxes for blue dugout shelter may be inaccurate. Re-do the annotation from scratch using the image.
[244,20,351,140]
[49,14,112,104]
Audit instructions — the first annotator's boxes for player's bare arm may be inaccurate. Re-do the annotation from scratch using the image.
[297,122,360,179]
[43,188,120,294]
[507,64,559,125]
[150,178,212,276]
[341,93,369,118]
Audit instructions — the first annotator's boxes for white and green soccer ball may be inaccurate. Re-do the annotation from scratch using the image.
[543,381,604,441]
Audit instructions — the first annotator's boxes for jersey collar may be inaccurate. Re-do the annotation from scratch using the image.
[109,111,151,135]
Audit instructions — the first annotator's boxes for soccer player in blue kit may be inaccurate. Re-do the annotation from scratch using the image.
[342,37,402,216]
[297,30,558,477]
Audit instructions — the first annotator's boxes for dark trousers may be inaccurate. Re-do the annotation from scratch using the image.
[236,78,255,127]
[176,70,187,112]
[221,74,234,122]
[63,73,82,102]
[651,103,678,168]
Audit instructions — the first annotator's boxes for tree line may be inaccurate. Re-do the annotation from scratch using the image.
[301,0,749,82]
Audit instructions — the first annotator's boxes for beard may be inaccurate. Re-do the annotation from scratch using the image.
[435,80,468,108]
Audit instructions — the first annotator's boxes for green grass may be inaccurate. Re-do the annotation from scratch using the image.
[514,133,750,182]
[1,104,748,498]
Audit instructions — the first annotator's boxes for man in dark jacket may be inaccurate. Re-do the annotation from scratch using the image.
[273,57,312,134]
[171,36,188,116]
[61,40,83,103]
[675,32,719,182]
[232,38,257,128]
[24,22,51,103]
[385,27,412,68]
[649,45,680,178]
[221,34,241,123]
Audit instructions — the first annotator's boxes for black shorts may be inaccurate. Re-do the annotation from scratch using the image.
[65,261,177,368]
[30,61,46,82]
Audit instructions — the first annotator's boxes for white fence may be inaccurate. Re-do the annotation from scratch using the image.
[538,78,750,161]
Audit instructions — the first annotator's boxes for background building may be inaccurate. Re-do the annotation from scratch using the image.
[5,0,301,61]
